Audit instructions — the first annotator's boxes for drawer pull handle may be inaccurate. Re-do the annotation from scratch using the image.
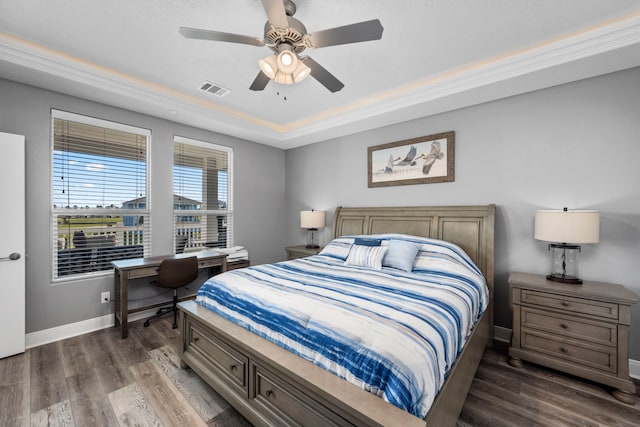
[266,390,273,397]
[561,301,569,307]
[193,337,200,342]
[560,323,568,329]
[560,347,568,354]
[229,364,237,371]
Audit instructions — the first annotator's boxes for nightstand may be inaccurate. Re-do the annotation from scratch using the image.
[227,259,250,270]
[508,272,638,404]
[285,245,323,260]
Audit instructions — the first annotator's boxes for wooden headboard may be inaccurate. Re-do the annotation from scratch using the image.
[333,205,495,283]
[333,204,496,342]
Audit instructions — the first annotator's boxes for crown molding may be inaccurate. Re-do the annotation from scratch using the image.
[1,12,640,149]
[279,13,640,143]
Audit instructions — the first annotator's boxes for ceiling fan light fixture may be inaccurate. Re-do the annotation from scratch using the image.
[293,60,311,82]
[280,51,294,66]
[258,55,278,79]
[276,45,299,74]
[273,70,294,85]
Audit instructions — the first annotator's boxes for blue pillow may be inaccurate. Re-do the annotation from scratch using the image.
[383,240,420,272]
[354,237,382,246]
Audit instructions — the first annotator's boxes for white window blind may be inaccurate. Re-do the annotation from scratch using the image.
[51,110,150,279]
[173,136,232,253]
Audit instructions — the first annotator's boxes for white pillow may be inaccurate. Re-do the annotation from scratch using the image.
[318,237,354,260]
[345,245,388,270]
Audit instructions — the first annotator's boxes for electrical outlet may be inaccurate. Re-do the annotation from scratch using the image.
[101,291,110,304]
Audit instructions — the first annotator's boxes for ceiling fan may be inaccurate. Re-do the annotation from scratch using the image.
[179,0,384,93]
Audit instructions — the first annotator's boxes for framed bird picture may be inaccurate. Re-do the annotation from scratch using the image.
[368,131,455,187]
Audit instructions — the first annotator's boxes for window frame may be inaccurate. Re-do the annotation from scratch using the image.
[50,109,151,282]
[173,135,233,253]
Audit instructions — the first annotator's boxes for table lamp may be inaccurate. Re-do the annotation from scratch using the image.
[534,208,600,284]
[300,210,325,249]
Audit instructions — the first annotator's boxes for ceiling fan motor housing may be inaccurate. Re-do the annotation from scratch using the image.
[264,17,307,54]
[283,0,297,17]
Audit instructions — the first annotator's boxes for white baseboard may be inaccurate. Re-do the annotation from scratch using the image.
[25,308,157,349]
[24,319,640,381]
[630,359,640,381]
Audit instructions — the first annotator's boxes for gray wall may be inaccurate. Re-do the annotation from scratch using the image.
[0,78,287,333]
[285,66,640,359]
[2,66,639,359]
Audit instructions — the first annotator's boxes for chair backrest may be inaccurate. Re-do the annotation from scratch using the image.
[156,256,199,289]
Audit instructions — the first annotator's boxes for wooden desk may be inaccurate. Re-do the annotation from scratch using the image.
[112,249,227,338]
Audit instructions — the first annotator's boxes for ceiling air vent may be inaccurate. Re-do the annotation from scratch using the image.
[199,81,230,98]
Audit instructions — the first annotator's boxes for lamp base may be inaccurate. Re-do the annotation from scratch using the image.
[547,243,582,285]
[546,274,583,285]
[305,227,318,249]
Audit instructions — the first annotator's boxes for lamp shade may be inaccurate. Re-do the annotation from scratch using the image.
[534,209,600,244]
[300,210,325,229]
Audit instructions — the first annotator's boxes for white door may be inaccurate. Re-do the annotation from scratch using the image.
[0,132,25,358]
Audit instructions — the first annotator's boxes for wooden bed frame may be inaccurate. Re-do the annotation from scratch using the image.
[178,205,495,427]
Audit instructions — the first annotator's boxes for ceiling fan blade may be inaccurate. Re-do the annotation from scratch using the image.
[179,27,264,47]
[261,0,289,28]
[302,57,344,93]
[306,19,384,48]
[249,71,271,91]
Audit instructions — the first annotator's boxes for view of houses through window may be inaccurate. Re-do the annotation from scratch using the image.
[50,113,233,280]
[51,110,150,279]
[173,136,232,253]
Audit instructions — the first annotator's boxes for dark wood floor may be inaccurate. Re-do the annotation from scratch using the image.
[1,317,639,426]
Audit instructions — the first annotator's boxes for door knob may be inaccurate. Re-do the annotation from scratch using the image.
[0,252,21,261]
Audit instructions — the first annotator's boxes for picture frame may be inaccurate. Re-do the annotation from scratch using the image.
[368,131,455,188]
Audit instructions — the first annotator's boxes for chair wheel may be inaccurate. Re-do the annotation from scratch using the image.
[172,323,178,329]
[143,320,150,327]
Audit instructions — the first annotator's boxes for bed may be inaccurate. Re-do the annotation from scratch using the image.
[178,205,495,426]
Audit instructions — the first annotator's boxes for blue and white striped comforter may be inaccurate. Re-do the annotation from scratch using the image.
[196,235,488,419]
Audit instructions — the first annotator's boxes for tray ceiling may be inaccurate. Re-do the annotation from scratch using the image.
[1,0,639,149]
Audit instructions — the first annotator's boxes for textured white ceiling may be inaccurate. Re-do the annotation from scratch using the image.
[1,0,640,148]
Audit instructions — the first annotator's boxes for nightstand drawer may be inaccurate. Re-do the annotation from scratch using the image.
[521,290,618,320]
[521,330,616,373]
[521,307,616,347]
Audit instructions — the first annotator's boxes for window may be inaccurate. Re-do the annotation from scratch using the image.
[173,136,232,253]
[51,110,150,280]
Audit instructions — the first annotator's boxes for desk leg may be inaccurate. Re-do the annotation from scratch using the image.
[114,269,121,327]
[119,272,129,339]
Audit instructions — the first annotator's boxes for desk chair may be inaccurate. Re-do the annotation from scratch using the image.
[143,256,199,329]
